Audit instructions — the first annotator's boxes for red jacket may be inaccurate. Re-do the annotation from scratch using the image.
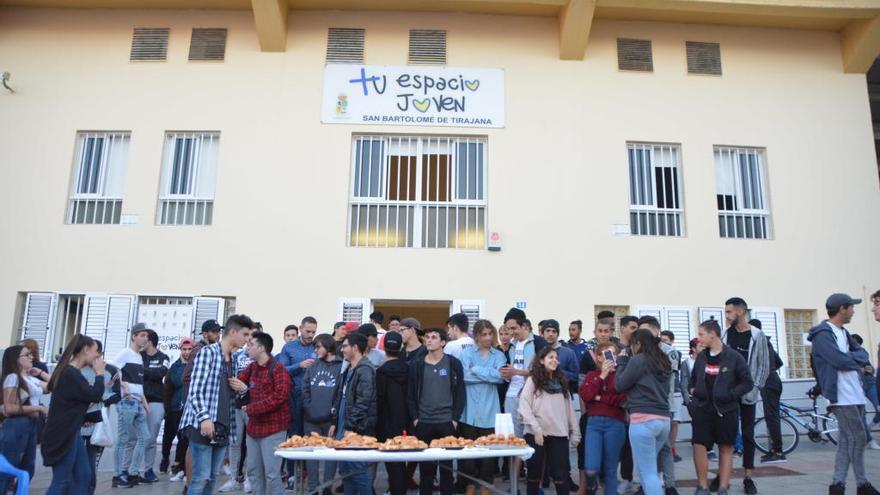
[239,357,292,438]
[579,370,626,421]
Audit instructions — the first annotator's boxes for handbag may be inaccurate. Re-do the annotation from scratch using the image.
[90,407,115,447]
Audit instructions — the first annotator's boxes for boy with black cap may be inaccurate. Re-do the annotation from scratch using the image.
[808,293,879,495]
[377,332,410,495]
[357,324,386,367]
[399,318,426,363]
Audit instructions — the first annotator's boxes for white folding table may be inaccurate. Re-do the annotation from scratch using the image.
[276,446,534,495]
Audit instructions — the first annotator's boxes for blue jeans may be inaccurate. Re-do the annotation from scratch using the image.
[189,440,228,495]
[115,399,150,476]
[585,416,625,495]
[45,435,91,495]
[628,419,670,495]
[0,416,37,494]
[863,383,879,442]
[339,461,371,495]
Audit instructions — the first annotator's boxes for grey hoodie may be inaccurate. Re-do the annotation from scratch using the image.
[302,355,344,424]
[615,353,672,417]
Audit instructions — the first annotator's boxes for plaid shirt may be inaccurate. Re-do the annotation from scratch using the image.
[180,343,238,444]
[238,357,291,438]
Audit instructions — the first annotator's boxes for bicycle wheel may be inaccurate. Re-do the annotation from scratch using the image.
[753,416,799,455]
[822,415,839,445]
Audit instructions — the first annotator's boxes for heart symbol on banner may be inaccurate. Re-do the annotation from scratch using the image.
[465,80,480,91]
[413,99,431,112]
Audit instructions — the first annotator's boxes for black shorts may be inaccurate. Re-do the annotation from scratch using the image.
[690,405,738,450]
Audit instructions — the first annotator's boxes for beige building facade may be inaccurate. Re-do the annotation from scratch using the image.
[1,0,879,381]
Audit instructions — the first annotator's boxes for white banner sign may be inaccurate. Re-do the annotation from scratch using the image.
[321,64,505,128]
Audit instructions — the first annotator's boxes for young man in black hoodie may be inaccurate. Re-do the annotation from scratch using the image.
[689,319,753,495]
[408,328,466,495]
[141,329,170,483]
[377,332,410,495]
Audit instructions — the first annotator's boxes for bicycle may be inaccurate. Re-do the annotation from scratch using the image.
[753,389,838,455]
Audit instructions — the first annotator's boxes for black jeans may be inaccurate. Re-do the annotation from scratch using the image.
[739,402,757,469]
[458,423,495,485]
[161,409,188,470]
[619,423,633,482]
[760,387,783,453]
[524,434,569,495]
[415,421,457,495]
[384,461,408,495]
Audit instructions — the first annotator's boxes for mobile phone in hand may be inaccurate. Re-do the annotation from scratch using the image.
[602,349,615,362]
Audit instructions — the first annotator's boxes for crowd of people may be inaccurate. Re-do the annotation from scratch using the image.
[1,292,880,495]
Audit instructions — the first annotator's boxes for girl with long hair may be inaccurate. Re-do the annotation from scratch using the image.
[614,329,673,495]
[518,347,580,495]
[0,345,49,493]
[580,342,627,495]
[42,334,106,495]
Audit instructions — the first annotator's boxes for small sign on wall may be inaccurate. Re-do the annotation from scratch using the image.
[121,214,139,225]
[515,301,527,310]
[611,224,631,236]
[488,231,502,251]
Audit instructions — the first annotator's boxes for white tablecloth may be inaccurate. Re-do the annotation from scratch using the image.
[275,446,534,463]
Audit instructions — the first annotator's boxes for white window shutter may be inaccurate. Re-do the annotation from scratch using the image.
[664,306,693,355]
[338,298,369,324]
[750,307,785,378]
[20,293,58,363]
[104,295,135,359]
[635,306,662,321]
[452,299,483,333]
[192,297,225,337]
[698,307,724,326]
[82,295,110,343]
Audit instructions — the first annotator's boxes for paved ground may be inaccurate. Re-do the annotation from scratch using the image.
[27,439,880,495]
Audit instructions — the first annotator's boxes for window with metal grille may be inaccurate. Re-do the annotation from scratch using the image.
[408,29,447,65]
[617,38,652,72]
[67,132,130,225]
[158,132,220,225]
[326,28,365,64]
[686,41,721,75]
[189,28,227,61]
[714,146,771,239]
[628,143,684,236]
[784,309,815,379]
[130,28,169,61]
[348,135,486,249]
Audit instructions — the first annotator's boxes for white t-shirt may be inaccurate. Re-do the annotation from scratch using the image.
[444,336,475,361]
[505,339,528,398]
[3,373,42,406]
[828,322,866,406]
[112,347,145,399]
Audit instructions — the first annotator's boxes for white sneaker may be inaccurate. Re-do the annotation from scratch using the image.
[218,479,241,493]
[869,440,880,450]
[170,471,186,482]
[617,481,631,495]
[223,464,233,477]
[244,478,253,493]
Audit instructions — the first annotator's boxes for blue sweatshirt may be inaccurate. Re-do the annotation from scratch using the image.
[460,346,506,429]
[277,339,317,391]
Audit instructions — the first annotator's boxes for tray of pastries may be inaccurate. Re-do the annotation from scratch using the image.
[429,436,475,450]
[278,432,334,451]
[474,433,528,449]
[332,432,381,450]
[378,436,429,452]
